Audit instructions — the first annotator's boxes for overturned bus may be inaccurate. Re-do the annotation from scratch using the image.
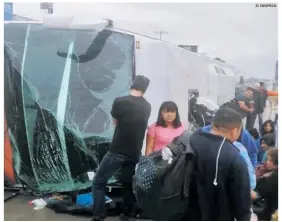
[4,18,238,193]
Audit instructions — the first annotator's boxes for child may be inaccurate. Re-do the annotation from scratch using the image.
[260,133,276,163]
[259,120,276,162]
[255,133,276,177]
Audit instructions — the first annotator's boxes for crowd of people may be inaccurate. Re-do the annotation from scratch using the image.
[233,82,278,133]
[90,75,278,221]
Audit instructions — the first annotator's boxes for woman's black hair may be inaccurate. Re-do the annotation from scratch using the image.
[262,120,275,136]
[248,128,260,140]
[260,133,276,147]
[156,101,181,128]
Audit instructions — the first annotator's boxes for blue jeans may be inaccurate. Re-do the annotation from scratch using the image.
[92,151,138,218]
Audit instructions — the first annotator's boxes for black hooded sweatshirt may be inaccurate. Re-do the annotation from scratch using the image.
[252,88,267,114]
[187,131,252,221]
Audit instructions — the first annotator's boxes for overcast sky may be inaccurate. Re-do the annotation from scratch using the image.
[13,3,278,79]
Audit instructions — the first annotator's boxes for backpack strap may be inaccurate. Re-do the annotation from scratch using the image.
[167,131,195,156]
[166,143,181,156]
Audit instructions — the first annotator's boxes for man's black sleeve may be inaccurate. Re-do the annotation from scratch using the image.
[229,155,252,221]
[111,98,122,120]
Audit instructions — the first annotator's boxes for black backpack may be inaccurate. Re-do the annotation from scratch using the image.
[191,104,216,127]
[221,98,248,118]
[220,98,240,112]
[133,131,196,221]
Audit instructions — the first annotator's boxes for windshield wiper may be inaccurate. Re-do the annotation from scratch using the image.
[57,20,113,63]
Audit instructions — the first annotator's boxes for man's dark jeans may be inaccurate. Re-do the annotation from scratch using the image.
[274,114,278,126]
[92,151,138,218]
[246,112,263,133]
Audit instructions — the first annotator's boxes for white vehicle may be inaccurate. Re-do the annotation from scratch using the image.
[4,18,238,191]
[5,17,238,135]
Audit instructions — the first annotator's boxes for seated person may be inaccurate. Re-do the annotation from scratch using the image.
[251,149,278,221]
[255,133,276,178]
[261,133,276,163]
[260,120,276,162]
[262,120,276,136]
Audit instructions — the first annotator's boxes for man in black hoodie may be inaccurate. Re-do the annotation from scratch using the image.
[189,107,252,221]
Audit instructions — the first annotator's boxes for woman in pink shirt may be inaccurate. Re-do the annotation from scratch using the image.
[146,101,185,155]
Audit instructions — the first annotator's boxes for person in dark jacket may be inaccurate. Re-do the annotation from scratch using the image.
[246,83,264,131]
[252,149,278,221]
[188,107,251,221]
[235,87,254,119]
[201,125,258,167]
[259,82,268,111]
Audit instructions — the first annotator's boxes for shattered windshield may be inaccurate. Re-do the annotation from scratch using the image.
[4,23,135,193]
